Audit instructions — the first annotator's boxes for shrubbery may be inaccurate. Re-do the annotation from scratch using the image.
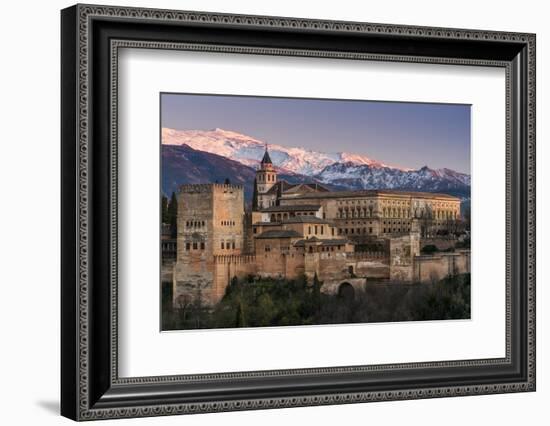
[162,273,471,330]
[421,244,439,255]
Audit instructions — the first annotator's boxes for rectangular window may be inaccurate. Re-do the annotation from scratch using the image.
[308,226,311,234]
[315,225,318,234]
[200,242,205,250]
[253,227,257,234]
[192,242,198,250]
[232,242,236,249]
[186,243,190,250]
[221,242,224,249]
[320,226,324,235]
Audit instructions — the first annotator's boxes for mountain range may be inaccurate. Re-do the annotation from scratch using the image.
[161,128,471,202]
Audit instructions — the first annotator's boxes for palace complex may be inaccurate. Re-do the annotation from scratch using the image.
[168,148,470,306]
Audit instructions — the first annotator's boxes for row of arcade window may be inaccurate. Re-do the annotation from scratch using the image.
[185,242,205,250]
[185,220,205,228]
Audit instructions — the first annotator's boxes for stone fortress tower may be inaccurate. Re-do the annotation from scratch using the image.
[173,183,245,305]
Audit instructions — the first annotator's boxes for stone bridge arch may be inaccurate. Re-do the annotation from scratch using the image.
[338,282,355,300]
[321,277,366,296]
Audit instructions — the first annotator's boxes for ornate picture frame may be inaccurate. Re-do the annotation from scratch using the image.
[61,4,535,421]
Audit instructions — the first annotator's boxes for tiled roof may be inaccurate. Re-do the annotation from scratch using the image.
[294,238,351,247]
[263,181,330,195]
[261,149,272,164]
[281,216,332,224]
[260,204,321,212]
[255,230,302,239]
[281,189,460,200]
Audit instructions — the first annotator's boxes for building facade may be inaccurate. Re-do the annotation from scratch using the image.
[171,149,468,307]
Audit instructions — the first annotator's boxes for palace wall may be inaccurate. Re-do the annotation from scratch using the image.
[413,250,471,282]
[211,255,257,303]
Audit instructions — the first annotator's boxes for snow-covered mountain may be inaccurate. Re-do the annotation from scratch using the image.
[161,127,470,198]
[161,144,328,200]
[315,163,470,197]
[162,127,395,176]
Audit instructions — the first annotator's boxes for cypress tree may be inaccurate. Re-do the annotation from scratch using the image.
[168,192,178,238]
[312,273,322,313]
[252,178,258,211]
[235,300,246,327]
[161,195,168,223]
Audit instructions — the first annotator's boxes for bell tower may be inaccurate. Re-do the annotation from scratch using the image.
[256,145,277,194]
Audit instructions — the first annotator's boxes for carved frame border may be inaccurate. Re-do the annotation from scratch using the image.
[61,3,536,421]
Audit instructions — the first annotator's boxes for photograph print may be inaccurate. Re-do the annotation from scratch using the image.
[160,93,471,331]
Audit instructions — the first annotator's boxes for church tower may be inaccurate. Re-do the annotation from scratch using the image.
[256,146,277,193]
[254,146,277,209]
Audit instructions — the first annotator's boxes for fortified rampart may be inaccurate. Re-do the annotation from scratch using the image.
[170,177,469,307]
[413,250,471,282]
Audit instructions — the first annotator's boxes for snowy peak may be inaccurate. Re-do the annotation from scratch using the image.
[315,163,470,197]
[162,128,470,199]
[161,127,404,175]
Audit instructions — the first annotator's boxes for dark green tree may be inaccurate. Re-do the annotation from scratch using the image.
[168,192,178,238]
[421,244,438,255]
[251,178,258,211]
[161,195,169,223]
[312,272,322,313]
[235,300,246,327]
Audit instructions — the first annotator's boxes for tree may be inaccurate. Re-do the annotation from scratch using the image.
[168,192,177,238]
[252,178,258,211]
[421,244,438,255]
[161,195,169,223]
[235,300,246,327]
[312,273,322,313]
[224,178,231,185]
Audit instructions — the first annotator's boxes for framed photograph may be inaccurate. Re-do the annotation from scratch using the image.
[61,4,536,421]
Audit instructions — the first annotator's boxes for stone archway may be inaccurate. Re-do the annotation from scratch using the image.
[338,282,355,300]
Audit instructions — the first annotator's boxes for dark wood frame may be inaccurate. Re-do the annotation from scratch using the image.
[61,4,536,421]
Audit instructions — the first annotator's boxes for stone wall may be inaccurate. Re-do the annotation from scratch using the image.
[389,233,420,281]
[212,255,257,302]
[413,250,470,282]
[421,237,458,251]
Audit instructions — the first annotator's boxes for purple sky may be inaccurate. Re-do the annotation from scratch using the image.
[161,93,471,174]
